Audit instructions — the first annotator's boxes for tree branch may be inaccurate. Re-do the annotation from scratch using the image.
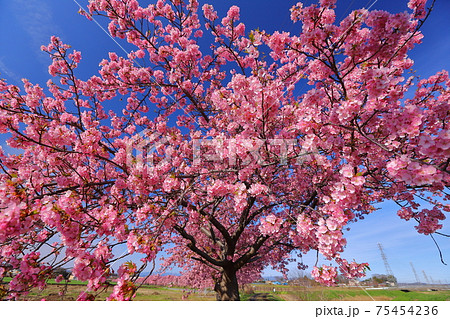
[173,224,225,267]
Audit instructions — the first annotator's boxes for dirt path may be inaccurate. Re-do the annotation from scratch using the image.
[248,293,275,301]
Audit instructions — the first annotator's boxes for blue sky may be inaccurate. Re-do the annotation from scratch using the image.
[0,0,449,283]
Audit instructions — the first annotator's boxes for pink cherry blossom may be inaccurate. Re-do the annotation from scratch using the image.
[0,0,447,301]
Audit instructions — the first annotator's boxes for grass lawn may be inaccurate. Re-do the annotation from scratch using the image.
[2,278,450,301]
[269,286,450,301]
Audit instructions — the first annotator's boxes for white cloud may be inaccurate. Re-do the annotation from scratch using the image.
[12,0,63,65]
[0,57,22,85]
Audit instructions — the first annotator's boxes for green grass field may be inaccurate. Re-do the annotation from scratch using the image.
[2,278,450,301]
[271,287,450,301]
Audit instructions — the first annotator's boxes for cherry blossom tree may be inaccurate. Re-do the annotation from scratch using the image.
[0,0,448,300]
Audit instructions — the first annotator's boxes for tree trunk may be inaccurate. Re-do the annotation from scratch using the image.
[214,267,240,301]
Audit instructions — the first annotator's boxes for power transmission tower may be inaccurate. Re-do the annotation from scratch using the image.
[377,243,394,276]
[422,270,430,284]
[377,243,396,286]
[410,262,420,283]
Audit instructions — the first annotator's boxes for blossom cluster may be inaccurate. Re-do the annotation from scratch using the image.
[0,0,447,300]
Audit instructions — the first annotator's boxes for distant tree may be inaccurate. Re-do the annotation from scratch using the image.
[0,0,448,300]
[370,274,398,285]
[289,271,317,287]
[53,267,71,281]
[336,274,350,285]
